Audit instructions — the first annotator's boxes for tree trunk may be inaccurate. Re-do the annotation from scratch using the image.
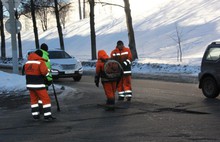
[0,1,6,59]
[54,0,65,50]
[175,23,182,62]
[43,9,48,31]
[88,0,96,60]
[123,0,138,60]
[31,0,39,49]
[83,0,86,19]
[78,0,82,20]
[15,10,23,59]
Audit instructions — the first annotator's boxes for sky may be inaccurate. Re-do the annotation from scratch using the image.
[1,0,220,93]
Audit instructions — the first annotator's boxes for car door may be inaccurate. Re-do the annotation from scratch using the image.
[203,46,220,81]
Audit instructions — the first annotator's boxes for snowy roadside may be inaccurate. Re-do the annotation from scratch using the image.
[0,59,200,94]
[0,70,66,96]
[82,61,200,83]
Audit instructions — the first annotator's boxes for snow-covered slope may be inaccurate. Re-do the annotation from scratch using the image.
[3,0,220,64]
[3,0,220,93]
[2,0,220,73]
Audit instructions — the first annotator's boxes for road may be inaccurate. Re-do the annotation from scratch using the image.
[0,75,220,142]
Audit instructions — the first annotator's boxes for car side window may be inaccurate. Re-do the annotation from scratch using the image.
[63,52,72,58]
[49,51,71,59]
[206,47,220,61]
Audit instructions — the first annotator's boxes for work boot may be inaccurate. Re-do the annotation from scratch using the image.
[33,115,40,121]
[126,97,132,102]
[105,99,115,111]
[105,106,115,111]
[44,116,56,122]
[118,96,124,101]
[126,93,132,102]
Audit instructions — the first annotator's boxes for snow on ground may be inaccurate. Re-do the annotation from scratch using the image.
[0,70,70,96]
[0,71,26,94]
[2,0,220,93]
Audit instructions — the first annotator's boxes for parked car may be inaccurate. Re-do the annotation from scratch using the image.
[24,49,83,81]
[198,42,220,98]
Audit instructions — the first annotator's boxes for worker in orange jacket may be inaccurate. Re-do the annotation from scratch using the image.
[95,50,118,110]
[24,50,55,121]
[111,40,133,101]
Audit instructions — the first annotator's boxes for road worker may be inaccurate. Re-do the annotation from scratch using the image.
[95,50,121,111]
[24,50,55,121]
[40,43,53,86]
[111,40,133,101]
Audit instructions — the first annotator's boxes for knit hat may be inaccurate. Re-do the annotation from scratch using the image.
[40,43,48,51]
[35,50,43,57]
[117,40,124,46]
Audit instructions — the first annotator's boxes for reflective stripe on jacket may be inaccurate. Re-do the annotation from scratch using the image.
[25,53,49,89]
[111,46,132,75]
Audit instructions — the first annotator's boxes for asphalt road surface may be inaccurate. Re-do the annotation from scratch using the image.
[1,75,220,142]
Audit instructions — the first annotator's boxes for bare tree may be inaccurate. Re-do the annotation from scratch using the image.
[123,0,138,60]
[96,1,123,8]
[34,0,54,31]
[55,1,71,29]
[83,0,86,19]
[54,0,65,50]
[15,10,23,59]
[78,0,82,20]
[170,23,183,62]
[21,0,40,49]
[88,0,96,60]
[0,0,6,59]
[35,1,49,31]
[30,0,40,49]
[96,0,138,60]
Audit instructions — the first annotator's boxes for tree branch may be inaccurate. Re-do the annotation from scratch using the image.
[95,1,124,8]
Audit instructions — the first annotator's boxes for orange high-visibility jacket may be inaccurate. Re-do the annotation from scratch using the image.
[25,53,49,89]
[96,50,112,82]
[111,46,132,75]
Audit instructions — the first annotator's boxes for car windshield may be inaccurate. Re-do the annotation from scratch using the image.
[48,51,72,59]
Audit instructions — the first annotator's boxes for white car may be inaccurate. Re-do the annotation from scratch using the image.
[24,49,83,81]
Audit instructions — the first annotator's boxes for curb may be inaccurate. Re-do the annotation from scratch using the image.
[83,70,198,84]
[0,64,198,84]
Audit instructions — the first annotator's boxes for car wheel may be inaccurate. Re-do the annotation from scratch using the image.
[201,77,219,98]
[73,76,82,82]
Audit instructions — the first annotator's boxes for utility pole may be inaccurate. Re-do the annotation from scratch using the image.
[0,0,6,59]
[8,0,19,74]
[2,0,22,74]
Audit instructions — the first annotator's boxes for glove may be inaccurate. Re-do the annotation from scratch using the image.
[123,59,131,67]
[122,60,131,70]
[22,65,25,75]
[45,80,52,86]
[94,75,100,87]
[47,80,52,86]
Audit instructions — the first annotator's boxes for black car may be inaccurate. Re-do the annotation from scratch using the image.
[199,42,220,98]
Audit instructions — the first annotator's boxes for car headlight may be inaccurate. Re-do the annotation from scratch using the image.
[51,63,62,71]
[51,69,59,75]
[76,61,82,69]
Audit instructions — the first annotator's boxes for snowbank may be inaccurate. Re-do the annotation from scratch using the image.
[0,71,26,94]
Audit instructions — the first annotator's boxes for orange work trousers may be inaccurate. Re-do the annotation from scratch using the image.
[117,75,132,97]
[29,89,51,105]
[102,82,117,100]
